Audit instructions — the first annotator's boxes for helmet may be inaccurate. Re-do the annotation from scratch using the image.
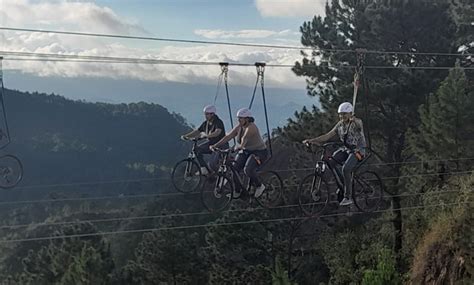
[338,102,353,113]
[236,108,252,118]
[203,105,216,114]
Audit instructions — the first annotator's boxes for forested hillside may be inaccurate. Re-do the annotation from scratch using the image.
[0,0,472,284]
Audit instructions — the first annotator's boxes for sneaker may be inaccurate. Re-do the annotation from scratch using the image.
[254,184,266,198]
[339,197,353,206]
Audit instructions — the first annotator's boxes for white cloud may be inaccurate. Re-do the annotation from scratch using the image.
[255,0,326,18]
[0,0,145,34]
[0,0,306,89]
[194,29,297,39]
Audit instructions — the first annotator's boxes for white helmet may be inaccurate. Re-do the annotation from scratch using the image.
[338,102,353,113]
[203,105,216,114]
[236,108,252,118]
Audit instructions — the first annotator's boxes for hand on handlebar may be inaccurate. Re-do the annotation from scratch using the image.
[302,139,321,147]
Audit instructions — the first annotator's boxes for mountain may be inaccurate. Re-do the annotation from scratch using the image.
[4,73,317,131]
[1,88,190,199]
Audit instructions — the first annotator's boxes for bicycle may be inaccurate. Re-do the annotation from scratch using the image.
[201,147,283,212]
[171,137,211,193]
[298,142,383,217]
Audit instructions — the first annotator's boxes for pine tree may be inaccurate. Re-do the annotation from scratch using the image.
[291,0,460,271]
[408,64,474,169]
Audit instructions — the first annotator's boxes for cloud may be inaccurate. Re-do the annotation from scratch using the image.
[0,0,306,89]
[255,0,326,18]
[0,0,146,35]
[194,29,297,39]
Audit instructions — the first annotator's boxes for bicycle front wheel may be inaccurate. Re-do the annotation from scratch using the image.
[298,173,329,217]
[353,171,384,212]
[255,171,283,208]
[171,159,202,193]
[201,173,233,212]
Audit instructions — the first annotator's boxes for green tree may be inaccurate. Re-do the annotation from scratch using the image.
[17,223,114,284]
[119,230,208,285]
[362,248,401,285]
[272,257,298,285]
[292,0,460,271]
[408,64,474,169]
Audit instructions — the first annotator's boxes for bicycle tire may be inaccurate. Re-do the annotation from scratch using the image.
[298,173,330,217]
[255,171,283,208]
[201,172,233,212]
[352,170,384,212]
[171,159,202,193]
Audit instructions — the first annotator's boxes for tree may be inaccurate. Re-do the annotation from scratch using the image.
[272,257,298,285]
[16,223,114,284]
[118,230,208,285]
[408,64,474,169]
[362,248,401,285]
[292,0,460,270]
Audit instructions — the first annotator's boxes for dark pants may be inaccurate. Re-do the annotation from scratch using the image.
[195,142,227,172]
[328,149,360,199]
[233,149,268,188]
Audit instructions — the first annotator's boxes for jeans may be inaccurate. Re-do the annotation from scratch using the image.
[233,149,268,188]
[328,148,361,199]
[195,141,228,172]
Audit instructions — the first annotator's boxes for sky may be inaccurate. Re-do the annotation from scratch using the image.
[0,0,327,126]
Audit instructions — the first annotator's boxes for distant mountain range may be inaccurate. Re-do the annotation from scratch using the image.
[5,73,318,131]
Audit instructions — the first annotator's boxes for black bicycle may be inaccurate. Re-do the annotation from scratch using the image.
[171,137,210,193]
[201,147,283,212]
[298,142,383,217]
[0,154,23,189]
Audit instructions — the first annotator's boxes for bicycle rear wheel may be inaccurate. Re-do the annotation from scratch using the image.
[201,173,233,212]
[171,159,202,193]
[255,171,283,208]
[298,173,329,217]
[353,171,384,212]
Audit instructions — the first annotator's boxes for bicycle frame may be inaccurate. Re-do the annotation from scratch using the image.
[216,150,249,193]
[313,143,372,192]
[310,143,345,191]
[183,139,203,177]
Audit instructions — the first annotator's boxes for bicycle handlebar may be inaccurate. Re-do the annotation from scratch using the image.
[181,136,207,143]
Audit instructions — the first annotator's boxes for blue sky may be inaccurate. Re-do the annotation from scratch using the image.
[1,0,326,127]
[95,0,310,39]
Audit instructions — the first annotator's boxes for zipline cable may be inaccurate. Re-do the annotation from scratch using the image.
[0,27,472,57]
[0,188,469,231]
[1,201,470,244]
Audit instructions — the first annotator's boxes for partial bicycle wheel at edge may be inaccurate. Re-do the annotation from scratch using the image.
[298,173,329,217]
[0,155,23,189]
[352,171,384,212]
[201,173,233,212]
[171,159,202,193]
[255,171,283,208]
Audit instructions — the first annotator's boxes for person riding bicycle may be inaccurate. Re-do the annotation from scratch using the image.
[210,108,268,199]
[181,105,227,175]
[302,102,367,206]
